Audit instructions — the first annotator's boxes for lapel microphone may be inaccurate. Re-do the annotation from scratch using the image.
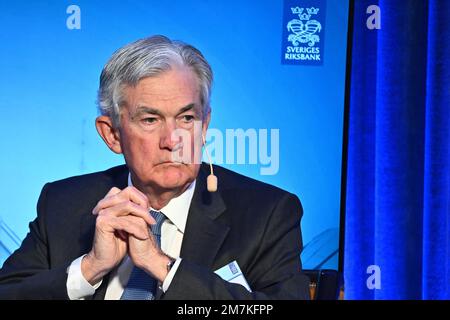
[202,134,218,192]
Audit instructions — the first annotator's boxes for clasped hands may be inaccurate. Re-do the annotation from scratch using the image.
[81,186,172,285]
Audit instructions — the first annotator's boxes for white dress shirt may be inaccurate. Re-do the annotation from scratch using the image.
[66,176,195,300]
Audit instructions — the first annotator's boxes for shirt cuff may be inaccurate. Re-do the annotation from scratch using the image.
[66,254,102,300]
[161,257,182,293]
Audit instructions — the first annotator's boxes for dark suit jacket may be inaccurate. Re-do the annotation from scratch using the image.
[0,164,310,299]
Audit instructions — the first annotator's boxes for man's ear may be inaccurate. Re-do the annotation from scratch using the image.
[95,116,123,154]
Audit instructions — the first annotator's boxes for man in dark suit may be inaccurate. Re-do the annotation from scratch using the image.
[0,35,309,300]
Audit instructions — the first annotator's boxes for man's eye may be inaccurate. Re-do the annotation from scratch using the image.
[142,117,157,124]
[181,115,195,122]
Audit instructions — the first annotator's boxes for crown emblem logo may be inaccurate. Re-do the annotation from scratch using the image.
[287,7,322,47]
[291,7,319,20]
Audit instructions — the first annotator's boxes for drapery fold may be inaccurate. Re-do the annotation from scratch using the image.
[345,0,449,299]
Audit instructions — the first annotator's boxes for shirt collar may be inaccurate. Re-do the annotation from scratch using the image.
[128,173,195,233]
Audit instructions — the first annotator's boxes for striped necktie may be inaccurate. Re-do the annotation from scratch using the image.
[120,210,166,300]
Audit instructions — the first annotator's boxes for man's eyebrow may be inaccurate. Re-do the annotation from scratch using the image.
[177,103,197,115]
[132,103,198,117]
[133,106,164,117]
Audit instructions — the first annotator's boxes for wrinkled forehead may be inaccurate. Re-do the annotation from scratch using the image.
[123,67,201,106]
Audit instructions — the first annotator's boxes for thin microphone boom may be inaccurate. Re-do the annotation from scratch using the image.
[202,134,218,192]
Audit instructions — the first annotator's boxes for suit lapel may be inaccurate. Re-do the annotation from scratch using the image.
[179,164,229,269]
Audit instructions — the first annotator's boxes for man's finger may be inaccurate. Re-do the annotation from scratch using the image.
[97,201,155,226]
[97,215,149,240]
[93,186,149,214]
[92,187,122,214]
[122,186,149,208]
[105,187,122,197]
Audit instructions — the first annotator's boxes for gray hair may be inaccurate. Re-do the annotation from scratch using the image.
[97,35,213,127]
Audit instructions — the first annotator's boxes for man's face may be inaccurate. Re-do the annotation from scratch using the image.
[114,66,209,191]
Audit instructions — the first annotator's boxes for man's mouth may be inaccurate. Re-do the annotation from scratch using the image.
[158,161,184,166]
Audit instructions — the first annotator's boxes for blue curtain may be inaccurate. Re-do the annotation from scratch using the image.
[345,0,450,299]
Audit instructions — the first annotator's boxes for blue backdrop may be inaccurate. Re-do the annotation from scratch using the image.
[0,0,350,271]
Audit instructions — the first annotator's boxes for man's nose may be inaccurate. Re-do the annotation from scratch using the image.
[159,120,181,150]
